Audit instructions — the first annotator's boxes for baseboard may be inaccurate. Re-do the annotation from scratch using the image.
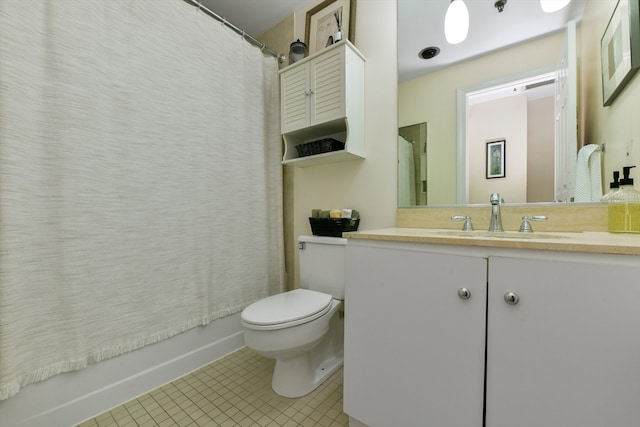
[348,416,370,427]
[0,313,245,427]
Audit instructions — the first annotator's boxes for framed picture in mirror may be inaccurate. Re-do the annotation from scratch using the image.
[486,139,506,179]
[601,0,640,106]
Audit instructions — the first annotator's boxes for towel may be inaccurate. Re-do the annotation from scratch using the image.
[574,144,603,202]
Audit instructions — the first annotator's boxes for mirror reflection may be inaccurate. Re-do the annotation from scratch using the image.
[461,70,560,205]
[467,84,555,205]
[398,123,427,206]
[398,2,583,207]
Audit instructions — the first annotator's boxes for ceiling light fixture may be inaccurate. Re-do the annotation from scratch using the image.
[444,0,469,44]
[540,0,571,13]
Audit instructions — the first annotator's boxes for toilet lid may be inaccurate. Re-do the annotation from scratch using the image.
[241,289,332,328]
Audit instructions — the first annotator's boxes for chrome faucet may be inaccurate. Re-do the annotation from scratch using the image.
[488,193,504,232]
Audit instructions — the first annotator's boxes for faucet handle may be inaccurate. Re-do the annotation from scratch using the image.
[519,215,547,233]
[451,215,474,231]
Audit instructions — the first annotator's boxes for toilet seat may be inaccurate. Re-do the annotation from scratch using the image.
[241,289,333,331]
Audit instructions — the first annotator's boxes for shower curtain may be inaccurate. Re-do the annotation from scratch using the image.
[398,135,416,206]
[0,0,285,400]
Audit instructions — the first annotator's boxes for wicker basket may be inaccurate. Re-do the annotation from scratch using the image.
[295,138,345,158]
[309,217,360,237]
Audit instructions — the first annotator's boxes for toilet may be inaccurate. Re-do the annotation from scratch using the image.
[241,235,346,398]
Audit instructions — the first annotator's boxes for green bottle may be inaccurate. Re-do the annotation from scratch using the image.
[608,166,640,233]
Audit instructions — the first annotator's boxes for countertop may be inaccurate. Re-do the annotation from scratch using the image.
[344,228,640,256]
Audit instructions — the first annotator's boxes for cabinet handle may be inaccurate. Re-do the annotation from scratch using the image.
[457,288,471,300]
[504,292,520,305]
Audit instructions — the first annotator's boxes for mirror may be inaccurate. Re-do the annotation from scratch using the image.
[398,3,581,207]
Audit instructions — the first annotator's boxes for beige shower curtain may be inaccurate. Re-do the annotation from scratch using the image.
[0,0,285,400]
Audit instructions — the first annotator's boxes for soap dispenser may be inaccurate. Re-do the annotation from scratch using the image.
[608,165,640,233]
[601,170,621,201]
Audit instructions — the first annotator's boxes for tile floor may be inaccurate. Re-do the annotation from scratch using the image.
[76,347,348,427]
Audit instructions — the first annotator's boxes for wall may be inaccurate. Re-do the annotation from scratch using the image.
[255,14,294,71]
[467,93,555,204]
[258,0,398,290]
[399,32,564,205]
[469,93,528,204]
[287,0,398,288]
[579,0,640,192]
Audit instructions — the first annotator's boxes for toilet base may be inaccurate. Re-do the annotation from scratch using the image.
[271,307,344,398]
[272,352,343,398]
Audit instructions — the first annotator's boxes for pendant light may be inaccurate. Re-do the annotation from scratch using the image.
[444,0,469,44]
[540,0,571,13]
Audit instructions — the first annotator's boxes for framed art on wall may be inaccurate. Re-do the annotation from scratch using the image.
[486,140,506,179]
[305,0,357,55]
[601,0,640,106]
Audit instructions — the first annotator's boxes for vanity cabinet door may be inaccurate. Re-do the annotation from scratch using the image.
[486,256,640,427]
[344,244,487,427]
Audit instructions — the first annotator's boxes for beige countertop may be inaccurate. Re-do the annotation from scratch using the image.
[344,228,640,256]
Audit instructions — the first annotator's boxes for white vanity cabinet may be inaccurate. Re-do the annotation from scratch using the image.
[344,241,640,427]
[486,255,640,427]
[344,243,488,427]
[280,40,365,167]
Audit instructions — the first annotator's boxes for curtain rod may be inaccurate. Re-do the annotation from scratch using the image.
[184,0,286,63]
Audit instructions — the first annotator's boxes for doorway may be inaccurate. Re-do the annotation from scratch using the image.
[457,65,557,204]
[464,71,557,204]
[456,21,577,204]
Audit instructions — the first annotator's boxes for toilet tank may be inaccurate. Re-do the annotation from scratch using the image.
[298,235,347,300]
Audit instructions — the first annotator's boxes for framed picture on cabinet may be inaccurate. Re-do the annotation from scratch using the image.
[486,139,506,179]
[305,0,357,55]
[601,0,640,106]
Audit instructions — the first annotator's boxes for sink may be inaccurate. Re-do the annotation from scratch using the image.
[434,230,569,240]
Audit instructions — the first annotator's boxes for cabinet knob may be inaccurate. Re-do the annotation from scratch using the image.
[504,292,520,305]
[457,288,471,300]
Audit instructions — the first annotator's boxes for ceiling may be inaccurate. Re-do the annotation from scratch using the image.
[199,0,586,82]
[198,0,317,37]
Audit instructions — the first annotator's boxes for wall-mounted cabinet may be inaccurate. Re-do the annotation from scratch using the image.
[280,40,365,167]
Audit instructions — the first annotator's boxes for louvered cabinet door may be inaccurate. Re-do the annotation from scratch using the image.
[309,46,345,126]
[280,62,311,134]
